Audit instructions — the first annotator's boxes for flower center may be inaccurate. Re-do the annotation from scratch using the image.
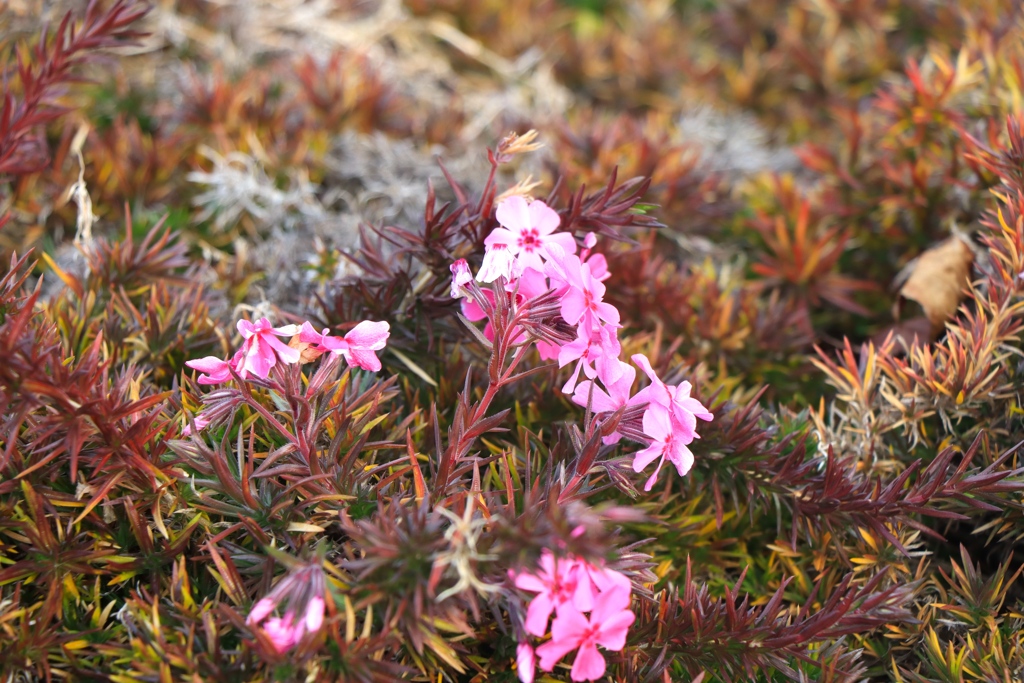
[518,229,540,250]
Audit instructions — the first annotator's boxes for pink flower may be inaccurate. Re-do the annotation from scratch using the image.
[633,407,696,491]
[262,613,303,653]
[553,253,620,328]
[517,642,536,683]
[298,320,390,372]
[236,318,301,380]
[558,323,623,395]
[247,597,277,625]
[488,196,577,272]
[571,360,636,443]
[535,585,635,682]
[450,259,473,298]
[629,354,713,442]
[182,414,212,437]
[477,243,520,283]
[512,551,594,637]
[304,595,325,632]
[462,268,551,346]
[185,349,242,385]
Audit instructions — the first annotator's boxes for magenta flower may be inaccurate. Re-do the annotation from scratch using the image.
[511,551,595,637]
[558,323,623,395]
[450,258,473,298]
[488,195,577,272]
[298,320,390,372]
[552,253,620,328]
[535,585,635,682]
[236,318,301,380]
[633,406,696,491]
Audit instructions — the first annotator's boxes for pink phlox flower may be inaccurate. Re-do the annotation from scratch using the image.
[182,413,212,437]
[463,268,550,346]
[247,594,325,654]
[488,195,577,272]
[185,347,243,385]
[536,340,561,361]
[515,266,551,300]
[512,551,595,637]
[477,243,521,283]
[247,597,277,625]
[236,318,301,380]
[571,360,636,444]
[585,251,610,281]
[298,320,390,372]
[633,406,696,491]
[558,323,623,395]
[557,254,620,328]
[261,612,304,653]
[535,585,635,682]
[629,354,713,441]
[572,360,635,413]
[516,642,536,683]
[571,561,632,607]
[450,258,473,298]
[304,595,325,632]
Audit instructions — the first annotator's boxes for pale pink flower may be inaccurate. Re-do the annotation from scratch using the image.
[558,323,623,395]
[488,195,577,272]
[450,259,473,298]
[633,406,696,491]
[304,595,325,632]
[477,243,521,283]
[517,642,536,683]
[535,585,635,682]
[512,551,594,637]
[298,320,390,372]
[236,318,301,380]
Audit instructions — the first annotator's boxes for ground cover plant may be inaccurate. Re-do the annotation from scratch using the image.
[3,0,1024,681]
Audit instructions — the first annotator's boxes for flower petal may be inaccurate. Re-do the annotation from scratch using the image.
[528,199,561,235]
[345,320,390,350]
[569,642,606,682]
[496,195,531,232]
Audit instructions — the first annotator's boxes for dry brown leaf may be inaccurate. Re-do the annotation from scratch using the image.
[288,335,324,364]
[893,236,974,336]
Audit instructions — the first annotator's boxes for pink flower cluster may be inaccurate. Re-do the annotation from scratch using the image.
[452,194,714,492]
[246,562,327,653]
[186,317,390,385]
[511,550,634,682]
[248,594,325,653]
